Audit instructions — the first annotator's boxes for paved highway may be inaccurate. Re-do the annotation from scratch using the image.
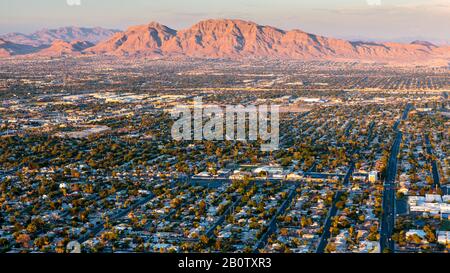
[316,162,355,253]
[380,132,401,252]
[205,196,242,238]
[380,103,411,252]
[78,193,155,244]
[253,185,299,252]
[424,134,440,188]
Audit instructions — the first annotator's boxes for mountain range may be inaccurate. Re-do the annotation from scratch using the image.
[1,19,449,65]
[0,27,120,47]
[0,38,43,57]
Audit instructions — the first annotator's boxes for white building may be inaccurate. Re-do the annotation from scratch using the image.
[406,230,427,239]
[437,231,450,245]
[408,195,450,218]
[368,171,378,183]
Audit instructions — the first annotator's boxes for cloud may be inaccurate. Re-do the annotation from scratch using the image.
[316,0,449,15]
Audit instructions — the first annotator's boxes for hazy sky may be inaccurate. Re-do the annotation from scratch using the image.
[1,0,449,43]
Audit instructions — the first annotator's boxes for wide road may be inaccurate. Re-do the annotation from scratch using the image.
[380,103,411,252]
[380,132,402,252]
[424,134,440,188]
[316,162,354,253]
[78,193,155,244]
[205,196,242,238]
[253,185,299,252]
[344,122,353,137]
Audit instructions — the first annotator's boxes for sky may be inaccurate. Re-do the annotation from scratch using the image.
[1,0,449,43]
